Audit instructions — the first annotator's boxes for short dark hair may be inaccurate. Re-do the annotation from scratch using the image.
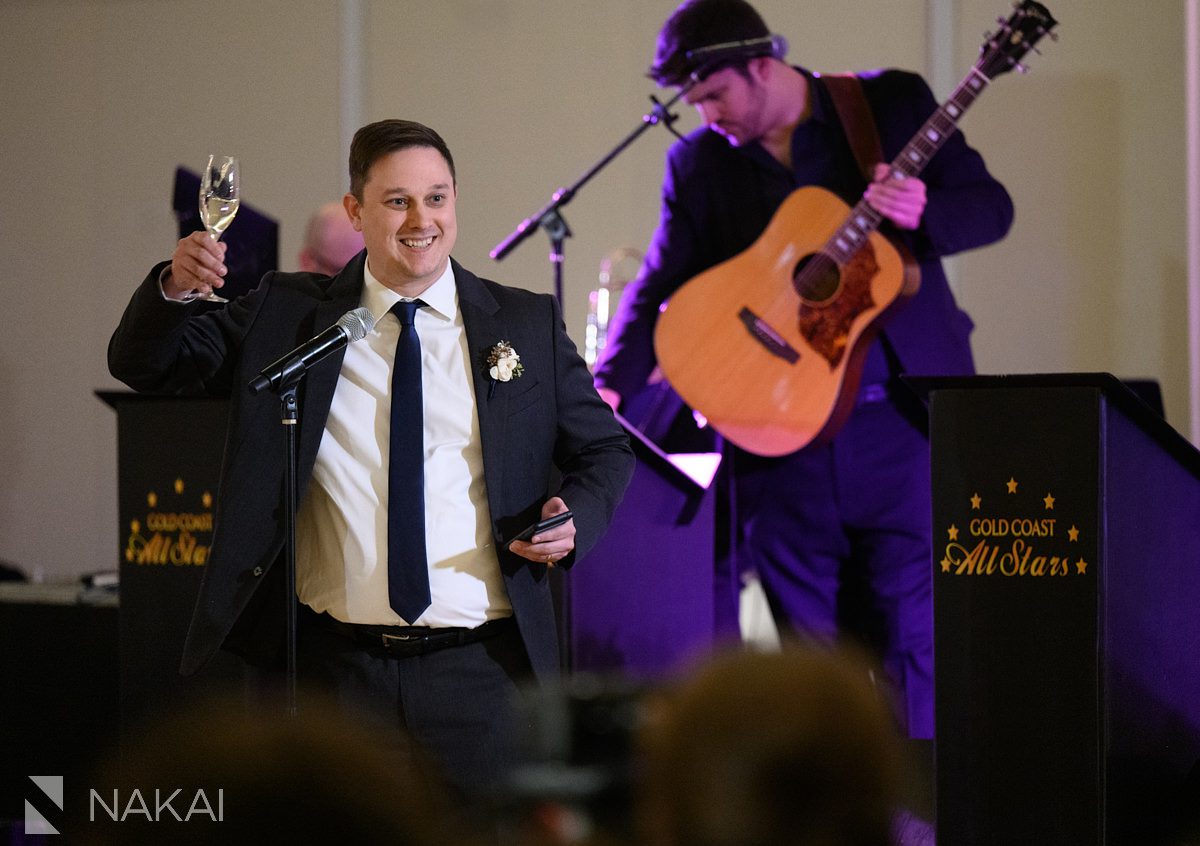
[649,0,775,87]
[347,119,457,200]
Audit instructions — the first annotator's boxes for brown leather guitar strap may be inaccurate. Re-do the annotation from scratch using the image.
[820,72,914,387]
[821,73,884,183]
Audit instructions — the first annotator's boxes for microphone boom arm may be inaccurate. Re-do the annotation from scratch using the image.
[489,82,696,301]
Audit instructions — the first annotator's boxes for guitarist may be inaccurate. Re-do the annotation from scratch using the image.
[593,0,1013,742]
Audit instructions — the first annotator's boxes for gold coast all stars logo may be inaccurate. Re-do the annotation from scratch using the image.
[124,477,214,567]
[939,474,1089,578]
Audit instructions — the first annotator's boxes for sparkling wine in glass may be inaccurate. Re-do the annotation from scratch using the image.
[195,155,240,303]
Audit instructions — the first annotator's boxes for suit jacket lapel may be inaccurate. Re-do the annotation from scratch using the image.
[454,260,507,515]
[291,257,508,517]
[297,252,367,486]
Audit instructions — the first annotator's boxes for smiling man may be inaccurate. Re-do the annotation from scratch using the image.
[109,119,633,803]
[343,137,458,296]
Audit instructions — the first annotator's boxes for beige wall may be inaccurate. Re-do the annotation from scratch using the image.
[953,0,1190,399]
[0,0,1190,580]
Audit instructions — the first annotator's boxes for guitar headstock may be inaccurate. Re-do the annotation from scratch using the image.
[977,1,1058,80]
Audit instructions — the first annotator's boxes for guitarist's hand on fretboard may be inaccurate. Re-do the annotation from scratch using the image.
[864,163,927,231]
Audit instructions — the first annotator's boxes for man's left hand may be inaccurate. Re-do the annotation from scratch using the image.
[507,496,575,567]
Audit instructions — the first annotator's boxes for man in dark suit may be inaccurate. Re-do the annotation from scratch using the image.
[109,119,634,800]
[593,0,1013,744]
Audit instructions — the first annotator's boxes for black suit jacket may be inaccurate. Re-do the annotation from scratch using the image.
[109,252,633,681]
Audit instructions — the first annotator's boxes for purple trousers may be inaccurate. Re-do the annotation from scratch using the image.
[733,390,935,739]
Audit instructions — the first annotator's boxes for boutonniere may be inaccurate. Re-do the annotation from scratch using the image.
[486,341,524,398]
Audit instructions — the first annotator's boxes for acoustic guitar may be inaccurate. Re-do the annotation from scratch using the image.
[653,1,1056,457]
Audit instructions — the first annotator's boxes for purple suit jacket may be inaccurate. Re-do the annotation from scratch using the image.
[594,68,1014,403]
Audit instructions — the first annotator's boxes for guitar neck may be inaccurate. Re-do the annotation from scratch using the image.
[891,67,991,179]
[826,67,991,263]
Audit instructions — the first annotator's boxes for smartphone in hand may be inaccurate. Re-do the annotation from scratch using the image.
[506,510,573,546]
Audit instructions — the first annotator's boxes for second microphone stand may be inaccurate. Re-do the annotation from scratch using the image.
[489,82,696,301]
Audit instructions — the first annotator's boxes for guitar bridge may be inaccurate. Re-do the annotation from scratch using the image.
[739,307,799,364]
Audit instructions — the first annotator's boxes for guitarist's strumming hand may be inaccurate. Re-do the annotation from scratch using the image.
[864,163,926,231]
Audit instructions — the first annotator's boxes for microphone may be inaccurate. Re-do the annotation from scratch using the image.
[685,34,788,77]
[248,307,375,395]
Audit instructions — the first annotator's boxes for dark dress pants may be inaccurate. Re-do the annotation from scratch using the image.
[295,610,535,802]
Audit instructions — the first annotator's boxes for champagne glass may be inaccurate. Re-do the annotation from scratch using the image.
[195,154,240,303]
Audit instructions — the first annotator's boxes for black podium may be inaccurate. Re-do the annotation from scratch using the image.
[559,415,721,679]
[98,392,244,737]
[918,374,1200,845]
[0,585,118,826]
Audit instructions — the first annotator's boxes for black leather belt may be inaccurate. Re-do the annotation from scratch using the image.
[313,612,515,658]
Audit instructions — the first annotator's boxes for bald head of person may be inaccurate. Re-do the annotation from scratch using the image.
[299,202,365,276]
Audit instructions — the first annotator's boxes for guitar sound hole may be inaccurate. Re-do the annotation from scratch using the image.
[793,252,841,305]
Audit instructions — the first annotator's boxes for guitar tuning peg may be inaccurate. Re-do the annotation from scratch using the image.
[1014,61,1029,74]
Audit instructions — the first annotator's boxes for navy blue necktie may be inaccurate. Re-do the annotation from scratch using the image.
[388,300,430,622]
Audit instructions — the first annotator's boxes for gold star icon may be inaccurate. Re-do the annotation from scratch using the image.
[1068,525,1079,542]
[947,524,959,541]
[1075,558,1088,575]
[175,477,185,495]
[202,492,213,508]
[970,493,982,510]
[941,558,952,573]
[1006,477,1018,494]
[1043,492,1056,510]
[147,492,157,507]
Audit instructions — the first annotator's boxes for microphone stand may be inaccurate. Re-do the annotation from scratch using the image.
[279,381,300,717]
[246,310,372,718]
[254,368,305,717]
[490,82,696,301]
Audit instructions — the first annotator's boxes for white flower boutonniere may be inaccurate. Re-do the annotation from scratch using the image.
[486,341,524,383]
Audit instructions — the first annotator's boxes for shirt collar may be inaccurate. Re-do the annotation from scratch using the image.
[361,260,457,325]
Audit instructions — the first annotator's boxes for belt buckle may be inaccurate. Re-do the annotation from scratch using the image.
[381,632,423,646]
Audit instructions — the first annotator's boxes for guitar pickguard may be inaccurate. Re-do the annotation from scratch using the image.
[797,243,880,368]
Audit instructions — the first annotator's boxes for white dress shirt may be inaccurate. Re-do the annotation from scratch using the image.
[295,260,511,626]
